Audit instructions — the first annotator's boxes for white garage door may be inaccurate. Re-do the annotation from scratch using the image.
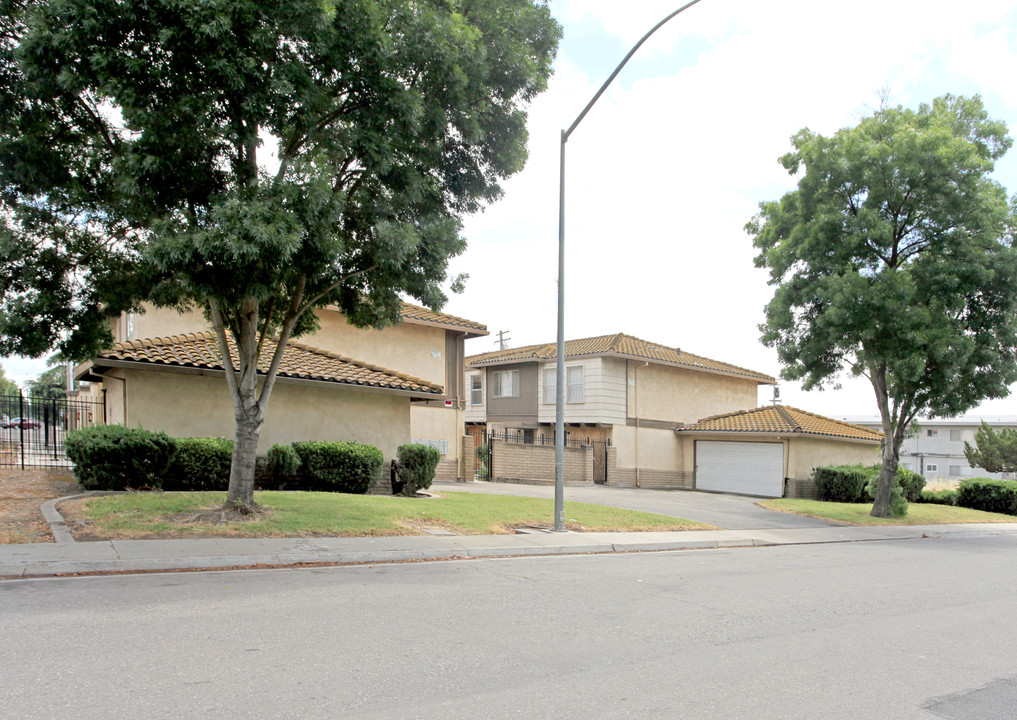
[695,441,784,497]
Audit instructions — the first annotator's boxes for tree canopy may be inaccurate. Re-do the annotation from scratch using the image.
[0,0,561,507]
[964,422,1017,476]
[0,363,19,396]
[748,95,1017,517]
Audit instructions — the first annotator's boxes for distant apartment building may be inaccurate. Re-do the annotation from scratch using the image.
[841,416,1017,481]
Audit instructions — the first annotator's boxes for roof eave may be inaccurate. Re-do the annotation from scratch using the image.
[88,357,443,399]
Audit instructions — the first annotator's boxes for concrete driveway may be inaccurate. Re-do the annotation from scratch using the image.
[432,481,836,530]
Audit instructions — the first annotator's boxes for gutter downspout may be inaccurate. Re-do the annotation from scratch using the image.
[634,361,648,488]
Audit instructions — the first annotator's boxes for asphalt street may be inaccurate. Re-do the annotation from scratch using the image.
[3,532,1016,719]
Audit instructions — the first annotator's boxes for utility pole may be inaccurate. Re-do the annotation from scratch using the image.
[494,330,511,351]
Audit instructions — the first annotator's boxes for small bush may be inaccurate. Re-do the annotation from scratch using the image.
[266,443,301,481]
[396,444,442,496]
[163,437,233,491]
[813,465,869,502]
[956,478,1017,516]
[917,488,957,506]
[65,425,176,491]
[863,465,926,503]
[292,440,383,494]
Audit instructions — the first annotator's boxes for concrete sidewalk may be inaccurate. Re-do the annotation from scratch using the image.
[4,522,1017,579]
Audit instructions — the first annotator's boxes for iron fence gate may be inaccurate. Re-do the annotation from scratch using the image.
[1,391,106,470]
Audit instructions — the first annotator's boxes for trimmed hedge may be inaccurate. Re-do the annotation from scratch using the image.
[813,464,926,505]
[163,437,233,491]
[814,465,869,502]
[65,425,176,491]
[292,440,383,494]
[956,478,1017,516]
[917,488,957,506]
[396,443,442,496]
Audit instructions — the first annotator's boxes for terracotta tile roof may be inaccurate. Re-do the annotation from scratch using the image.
[466,333,775,384]
[94,332,443,395]
[678,406,883,442]
[400,302,488,337]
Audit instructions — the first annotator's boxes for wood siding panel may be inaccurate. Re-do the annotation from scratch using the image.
[535,357,626,425]
[487,362,538,421]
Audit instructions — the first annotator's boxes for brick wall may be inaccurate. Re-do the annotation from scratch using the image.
[462,435,475,481]
[604,447,692,489]
[491,439,593,486]
[784,477,817,499]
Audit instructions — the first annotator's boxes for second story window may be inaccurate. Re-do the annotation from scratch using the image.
[492,370,519,398]
[542,366,584,403]
[470,374,483,406]
[567,365,584,403]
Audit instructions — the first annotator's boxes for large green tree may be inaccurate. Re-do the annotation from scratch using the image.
[964,422,1017,476]
[0,0,560,509]
[749,95,1017,518]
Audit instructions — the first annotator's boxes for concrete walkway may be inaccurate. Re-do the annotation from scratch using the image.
[2,481,1016,579]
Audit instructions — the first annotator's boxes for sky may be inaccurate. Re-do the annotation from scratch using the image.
[5,0,1017,421]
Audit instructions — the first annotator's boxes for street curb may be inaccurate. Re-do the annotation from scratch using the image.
[0,531,966,580]
[41,492,124,544]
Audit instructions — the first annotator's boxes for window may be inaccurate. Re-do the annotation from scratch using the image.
[542,368,555,405]
[470,374,483,406]
[950,429,961,442]
[926,463,938,473]
[926,429,938,437]
[542,366,584,403]
[949,465,962,477]
[491,370,519,398]
[567,365,584,403]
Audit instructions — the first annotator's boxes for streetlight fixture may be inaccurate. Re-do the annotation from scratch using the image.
[554,1,705,531]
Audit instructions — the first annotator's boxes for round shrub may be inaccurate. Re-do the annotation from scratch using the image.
[266,443,301,481]
[396,443,442,496]
[65,425,176,490]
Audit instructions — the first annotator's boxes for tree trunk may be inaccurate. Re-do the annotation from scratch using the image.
[226,410,262,510]
[871,436,900,517]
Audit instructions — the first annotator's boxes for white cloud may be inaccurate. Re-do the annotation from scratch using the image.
[445,0,1017,418]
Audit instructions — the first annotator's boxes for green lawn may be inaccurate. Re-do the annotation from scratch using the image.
[761,498,1017,525]
[60,490,712,540]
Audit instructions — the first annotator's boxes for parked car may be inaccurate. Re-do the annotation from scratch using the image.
[1,417,41,429]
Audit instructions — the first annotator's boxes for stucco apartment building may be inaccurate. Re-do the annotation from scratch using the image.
[843,416,1017,482]
[74,302,488,481]
[464,333,881,496]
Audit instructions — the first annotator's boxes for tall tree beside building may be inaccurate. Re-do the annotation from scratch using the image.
[749,95,1017,517]
[964,422,1017,476]
[0,0,561,510]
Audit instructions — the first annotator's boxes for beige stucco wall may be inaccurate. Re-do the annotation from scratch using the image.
[614,425,682,470]
[787,437,881,480]
[120,303,448,387]
[118,305,209,342]
[305,309,447,386]
[110,368,410,458]
[628,362,760,424]
[409,404,463,461]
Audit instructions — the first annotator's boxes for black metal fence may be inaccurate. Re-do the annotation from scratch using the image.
[0,391,106,470]
[470,429,610,483]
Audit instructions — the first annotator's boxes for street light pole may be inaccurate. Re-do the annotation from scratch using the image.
[554,1,705,531]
